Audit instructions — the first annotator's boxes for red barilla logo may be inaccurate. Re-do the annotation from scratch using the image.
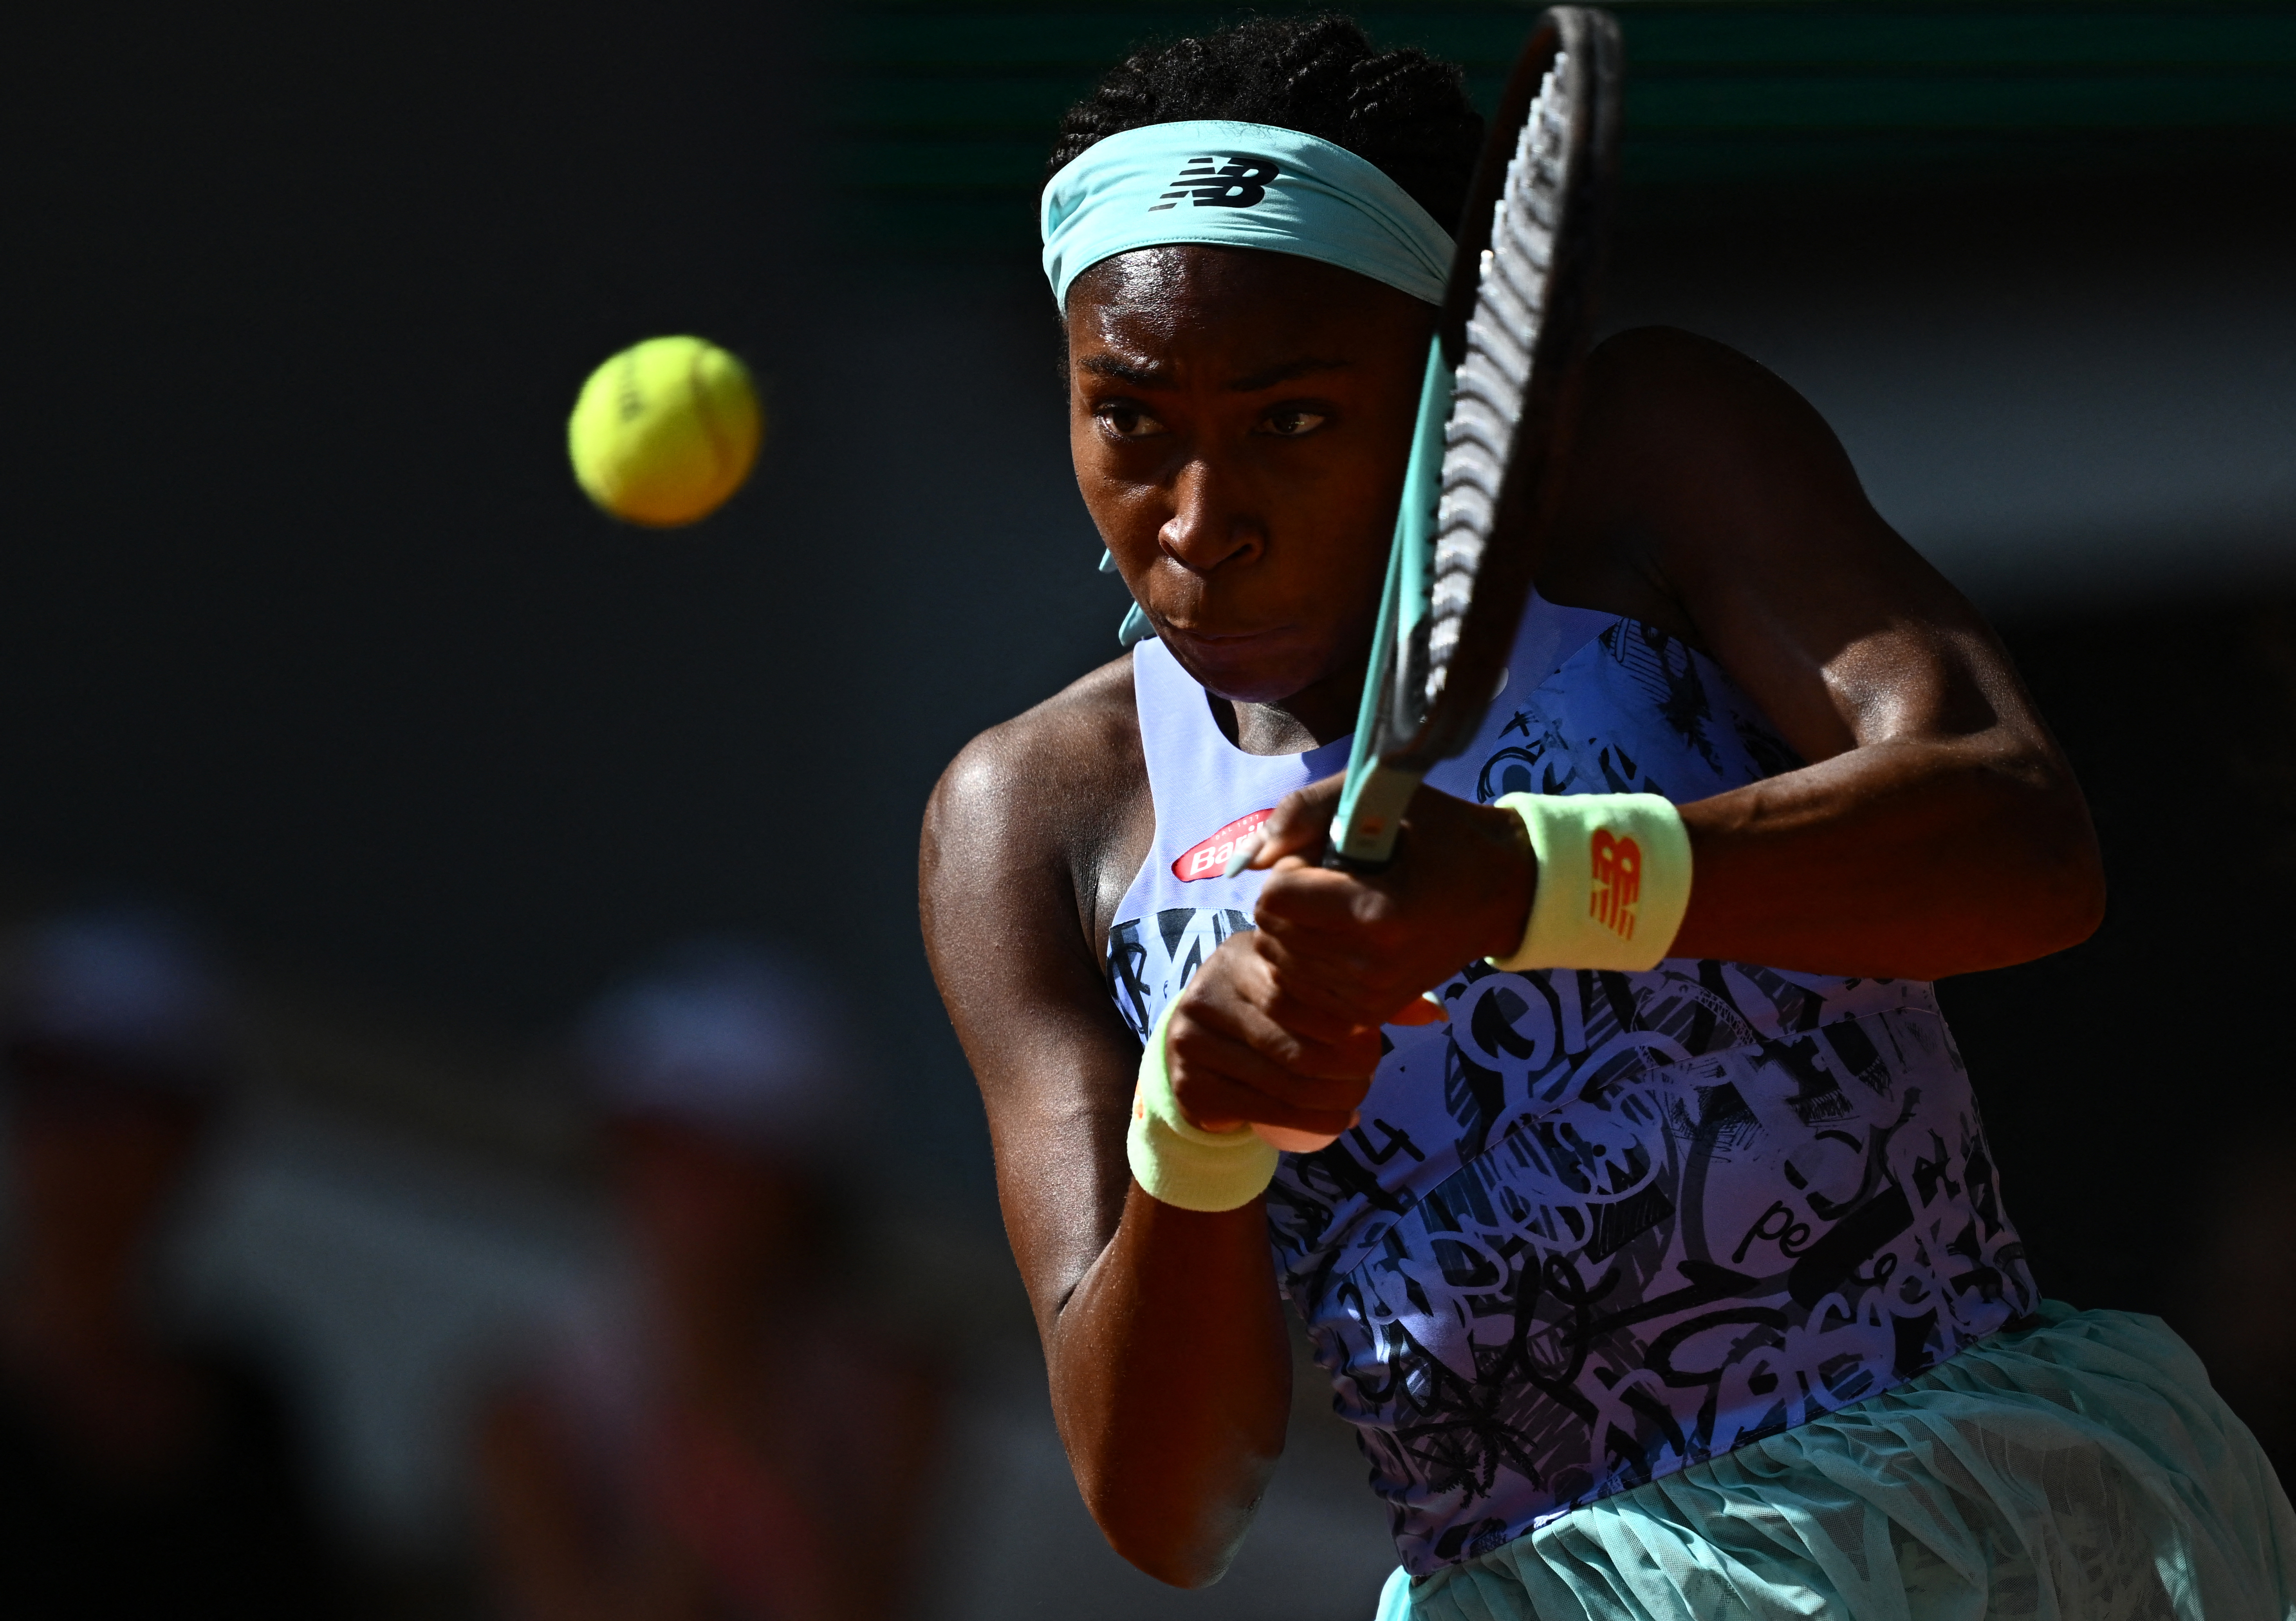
[1173,809,1274,882]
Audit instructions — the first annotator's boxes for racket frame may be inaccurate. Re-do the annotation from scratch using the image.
[1328,6,1622,869]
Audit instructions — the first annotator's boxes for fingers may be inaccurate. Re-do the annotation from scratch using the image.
[1255,862,1393,941]
[1208,924,1380,1048]
[1173,980,1380,1087]
[1388,994,1450,1027]
[1165,1009,1368,1137]
[1252,905,1428,1020]
[1160,932,1381,1136]
[1161,820,1484,1143]
[1227,772,1346,875]
[1163,980,1429,1135]
[1245,782,1538,1028]
[1174,1078,1359,1141]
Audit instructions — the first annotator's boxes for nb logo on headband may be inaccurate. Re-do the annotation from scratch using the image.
[1150,154,1279,212]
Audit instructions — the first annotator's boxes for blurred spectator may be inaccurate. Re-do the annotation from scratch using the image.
[0,907,338,1619]
[477,941,942,1621]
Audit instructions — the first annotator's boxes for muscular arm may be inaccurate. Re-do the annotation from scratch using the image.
[1566,326,2104,976]
[1245,328,2104,1017]
[918,663,1289,1587]
[920,328,2106,1584]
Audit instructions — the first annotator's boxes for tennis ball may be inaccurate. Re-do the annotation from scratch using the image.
[567,336,763,528]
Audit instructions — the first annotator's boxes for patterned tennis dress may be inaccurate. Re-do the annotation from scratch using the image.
[1105,593,2037,1576]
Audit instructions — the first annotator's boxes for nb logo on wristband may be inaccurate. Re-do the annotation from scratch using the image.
[1589,830,1643,940]
[1150,155,1280,211]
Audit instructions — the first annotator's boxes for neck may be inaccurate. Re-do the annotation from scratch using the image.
[1218,655,1366,756]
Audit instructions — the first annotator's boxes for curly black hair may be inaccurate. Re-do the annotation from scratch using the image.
[1048,12,1484,234]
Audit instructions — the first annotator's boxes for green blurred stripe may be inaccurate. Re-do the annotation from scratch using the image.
[839,1,2296,67]
[826,0,2296,240]
[1630,66,2296,126]
[1621,9,2296,65]
[1620,120,2296,180]
[838,122,2292,200]
[835,65,2296,136]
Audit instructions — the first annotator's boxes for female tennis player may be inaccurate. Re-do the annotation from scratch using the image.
[919,16,2296,1618]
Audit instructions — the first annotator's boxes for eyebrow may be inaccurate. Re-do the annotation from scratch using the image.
[1077,354,1354,392]
[1224,356,1352,393]
[1080,354,1168,387]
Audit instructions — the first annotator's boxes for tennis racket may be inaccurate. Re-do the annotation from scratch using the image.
[1326,6,1623,869]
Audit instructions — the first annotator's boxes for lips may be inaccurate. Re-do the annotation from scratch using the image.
[1168,621,1282,641]
[1163,621,1294,655]
[1159,621,1329,707]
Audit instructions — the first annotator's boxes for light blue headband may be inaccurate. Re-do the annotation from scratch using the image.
[1040,120,1455,309]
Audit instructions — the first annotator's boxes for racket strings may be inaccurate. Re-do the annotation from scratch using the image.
[1423,56,1574,710]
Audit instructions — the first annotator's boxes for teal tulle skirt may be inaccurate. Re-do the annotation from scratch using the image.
[1375,1304,2296,1621]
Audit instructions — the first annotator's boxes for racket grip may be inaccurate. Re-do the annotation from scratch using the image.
[1223,829,1390,874]
[1252,1122,1344,1154]
[1329,762,1424,870]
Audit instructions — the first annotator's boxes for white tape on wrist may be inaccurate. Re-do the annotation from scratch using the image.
[1490,792,1693,973]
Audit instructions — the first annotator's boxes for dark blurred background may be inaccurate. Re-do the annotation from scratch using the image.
[2,2,2293,1616]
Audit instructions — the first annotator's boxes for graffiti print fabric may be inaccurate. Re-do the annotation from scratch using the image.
[1377,1302,2296,1620]
[1109,596,2040,1575]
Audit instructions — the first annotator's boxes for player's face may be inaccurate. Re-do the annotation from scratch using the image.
[1066,246,1436,708]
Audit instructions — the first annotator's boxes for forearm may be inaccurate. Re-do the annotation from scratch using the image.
[1669,733,2103,978]
[1046,1184,1292,1587]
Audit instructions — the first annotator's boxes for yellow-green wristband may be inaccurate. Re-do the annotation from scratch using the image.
[1126,999,1278,1213]
[1490,792,1693,972]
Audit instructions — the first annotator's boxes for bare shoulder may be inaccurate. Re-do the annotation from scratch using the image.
[1577,325,1861,492]
[1554,325,2019,765]
[1547,325,1920,630]
[922,655,1148,960]
[926,655,1140,854]
[1586,323,1778,392]
[921,658,1157,1346]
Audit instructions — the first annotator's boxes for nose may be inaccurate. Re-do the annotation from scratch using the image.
[1159,457,1264,575]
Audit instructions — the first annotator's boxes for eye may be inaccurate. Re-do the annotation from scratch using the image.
[1095,403,1166,440]
[1262,406,1329,438]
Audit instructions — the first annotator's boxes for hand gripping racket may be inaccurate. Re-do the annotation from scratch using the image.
[1326,7,1623,869]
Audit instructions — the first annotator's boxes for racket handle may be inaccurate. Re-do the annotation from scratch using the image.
[1252,1122,1343,1154]
[1329,759,1426,869]
[1218,823,1395,874]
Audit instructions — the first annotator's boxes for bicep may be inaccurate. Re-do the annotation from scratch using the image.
[1596,330,2049,761]
[920,744,1143,1338]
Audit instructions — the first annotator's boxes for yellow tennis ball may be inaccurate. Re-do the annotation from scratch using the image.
[567,336,763,528]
